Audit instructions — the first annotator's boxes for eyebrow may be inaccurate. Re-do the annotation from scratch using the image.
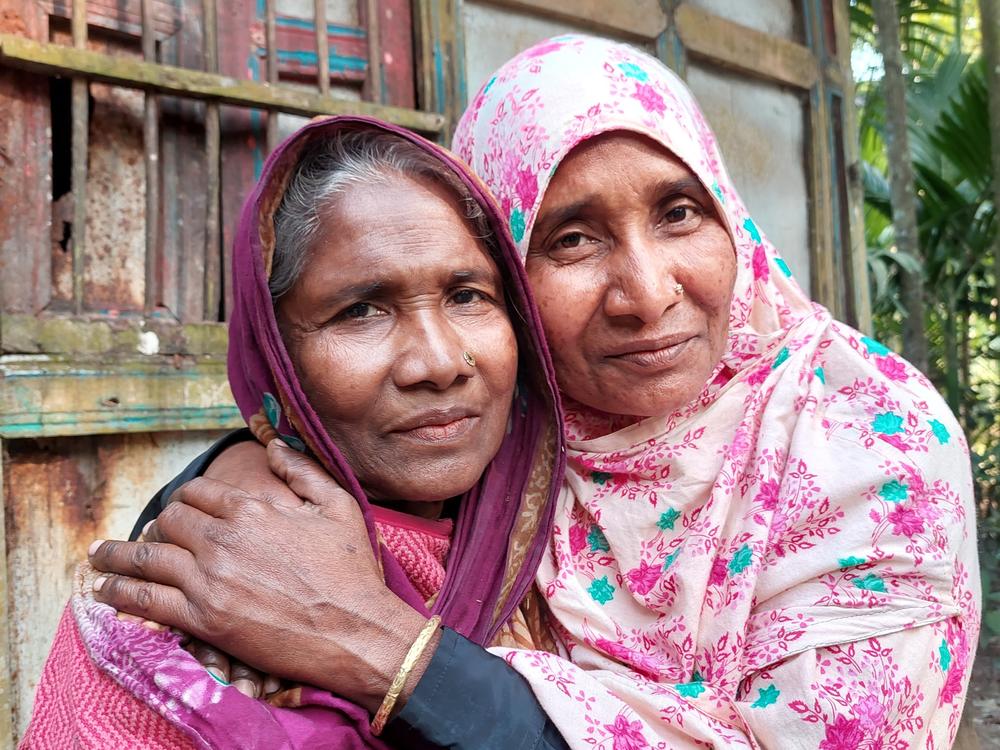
[316,267,499,307]
[534,176,709,234]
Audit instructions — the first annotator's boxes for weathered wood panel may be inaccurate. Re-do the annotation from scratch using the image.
[675,3,817,90]
[462,0,650,106]
[481,0,666,39]
[684,0,801,42]
[4,430,224,739]
[687,63,811,284]
[0,35,445,130]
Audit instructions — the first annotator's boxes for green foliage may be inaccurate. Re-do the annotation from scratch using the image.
[854,1,999,644]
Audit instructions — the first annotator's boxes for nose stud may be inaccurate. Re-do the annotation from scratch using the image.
[463,351,477,367]
[673,283,684,296]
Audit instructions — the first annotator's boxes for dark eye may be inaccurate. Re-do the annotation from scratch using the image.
[451,289,483,304]
[343,302,377,319]
[555,232,588,249]
[665,206,692,223]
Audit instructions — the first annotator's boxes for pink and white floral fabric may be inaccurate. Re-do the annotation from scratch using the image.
[455,35,980,749]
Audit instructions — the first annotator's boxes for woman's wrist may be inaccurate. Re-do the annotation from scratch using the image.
[311,588,441,715]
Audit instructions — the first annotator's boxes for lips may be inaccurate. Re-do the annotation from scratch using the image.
[606,333,697,368]
[389,406,480,442]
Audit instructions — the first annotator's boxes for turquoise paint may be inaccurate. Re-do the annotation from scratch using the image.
[1,406,242,437]
[274,16,366,38]
[246,54,265,179]
[264,48,367,74]
[433,42,446,114]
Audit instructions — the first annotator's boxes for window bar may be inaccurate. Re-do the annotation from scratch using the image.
[71,0,89,315]
[315,0,330,95]
[265,0,278,150]
[364,0,382,103]
[142,0,160,313]
[203,0,221,319]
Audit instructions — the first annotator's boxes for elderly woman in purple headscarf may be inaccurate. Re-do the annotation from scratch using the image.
[19,117,564,748]
[83,35,977,750]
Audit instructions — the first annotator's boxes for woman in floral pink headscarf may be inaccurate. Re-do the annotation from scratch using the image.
[449,34,979,748]
[94,35,978,750]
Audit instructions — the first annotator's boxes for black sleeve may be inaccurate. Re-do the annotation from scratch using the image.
[384,628,569,750]
[128,428,255,541]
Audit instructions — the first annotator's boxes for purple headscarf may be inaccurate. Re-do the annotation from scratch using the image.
[68,116,565,749]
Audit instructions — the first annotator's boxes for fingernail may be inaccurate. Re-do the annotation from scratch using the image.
[93,575,108,592]
[233,678,257,698]
[263,675,281,695]
[271,438,288,449]
[206,667,229,685]
[88,539,105,557]
[142,520,154,537]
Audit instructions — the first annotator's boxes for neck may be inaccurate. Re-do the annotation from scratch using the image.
[371,498,445,520]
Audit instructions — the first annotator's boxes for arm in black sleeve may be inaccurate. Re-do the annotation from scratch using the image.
[384,628,569,750]
[129,428,254,540]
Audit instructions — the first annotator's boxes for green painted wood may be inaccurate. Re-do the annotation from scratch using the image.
[0,356,241,438]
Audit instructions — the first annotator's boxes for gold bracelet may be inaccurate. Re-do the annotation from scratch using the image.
[370,615,442,736]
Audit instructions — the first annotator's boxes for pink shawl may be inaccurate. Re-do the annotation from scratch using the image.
[455,35,980,749]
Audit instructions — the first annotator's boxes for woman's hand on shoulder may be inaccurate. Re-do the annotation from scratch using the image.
[87,440,431,713]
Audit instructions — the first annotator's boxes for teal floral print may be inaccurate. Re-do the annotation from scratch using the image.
[879,480,909,503]
[588,525,611,553]
[939,640,951,671]
[872,412,905,435]
[854,573,887,592]
[774,257,793,277]
[662,549,680,570]
[591,471,613,485]
[618,62,648,81]
[838,556,867,568]
[588,576,615,604]
[674,678,705,699]
[728,544,753,575]
[814,366,826,383]
[509,208,526,243]
[743,217,762,243]
[930,419,951,444]
[861,336,891,356]
[657,508,681,531]
[751,685,780,709]
[772,347,790,369]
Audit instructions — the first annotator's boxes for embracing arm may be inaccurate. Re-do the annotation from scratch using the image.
[121,438,569,750]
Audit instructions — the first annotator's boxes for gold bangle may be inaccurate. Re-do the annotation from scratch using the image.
[370,615,442,736]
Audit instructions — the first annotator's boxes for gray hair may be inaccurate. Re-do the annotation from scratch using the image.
[269,129,496,300]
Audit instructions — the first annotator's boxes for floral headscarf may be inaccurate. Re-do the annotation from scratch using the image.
[455,35,979,748]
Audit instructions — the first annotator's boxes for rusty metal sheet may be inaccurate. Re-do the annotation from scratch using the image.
[48,28,148,314]
[3,430,226,741]
[0,1,52,316]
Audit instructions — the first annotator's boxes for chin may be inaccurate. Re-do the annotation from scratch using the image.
[385,466,486,502]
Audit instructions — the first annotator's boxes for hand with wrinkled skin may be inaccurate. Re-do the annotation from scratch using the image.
[88,440,438,714]
[135,440,295,700]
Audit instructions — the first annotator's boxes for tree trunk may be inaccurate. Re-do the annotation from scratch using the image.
[980,0,1000,362]
[872,0,929,373]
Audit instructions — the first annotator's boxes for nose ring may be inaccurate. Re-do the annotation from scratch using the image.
[463,351,477,367]
[673,283,684,296]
